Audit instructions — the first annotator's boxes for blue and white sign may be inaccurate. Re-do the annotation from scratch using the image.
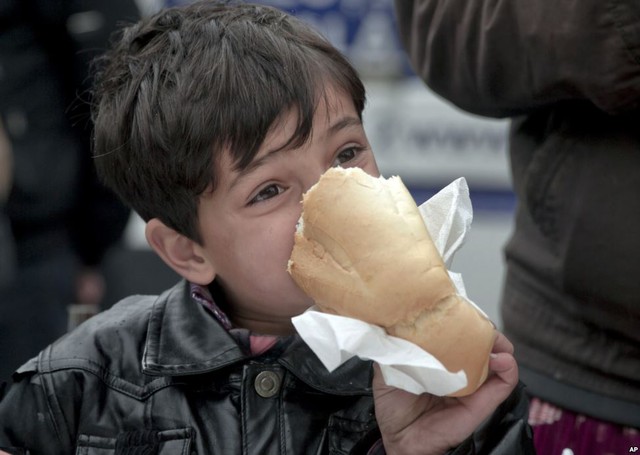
[260,0,409,78]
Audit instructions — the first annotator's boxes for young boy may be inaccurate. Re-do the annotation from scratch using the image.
[0,2,534,453]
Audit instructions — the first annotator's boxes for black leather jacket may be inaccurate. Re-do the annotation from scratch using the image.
[0,281,535,454]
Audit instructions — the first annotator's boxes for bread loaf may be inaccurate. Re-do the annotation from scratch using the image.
[287,167,496,396]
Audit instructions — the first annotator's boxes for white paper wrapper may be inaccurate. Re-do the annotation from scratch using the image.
[291,177,486,396]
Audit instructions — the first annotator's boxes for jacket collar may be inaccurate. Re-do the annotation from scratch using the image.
[142,280,246,375]
[142,280,372,394]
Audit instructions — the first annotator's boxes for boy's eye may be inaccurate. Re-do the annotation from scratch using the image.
[250,184,284,204]
[332,146,361,167]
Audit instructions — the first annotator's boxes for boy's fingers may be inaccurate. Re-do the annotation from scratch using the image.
[489,352,518,379]
[464,352,518,413]
[488,332,518,391]
[491,331,514,355]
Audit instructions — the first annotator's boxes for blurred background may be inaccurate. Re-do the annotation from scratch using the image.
[99,0,514,327]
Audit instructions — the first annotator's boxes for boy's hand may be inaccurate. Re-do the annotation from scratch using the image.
[372,331,518,455]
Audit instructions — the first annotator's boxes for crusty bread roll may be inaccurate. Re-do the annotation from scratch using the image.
[287,167,496,396]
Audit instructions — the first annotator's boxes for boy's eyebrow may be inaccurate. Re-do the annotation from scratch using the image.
[229,115,363,189]
[326,116,362,135]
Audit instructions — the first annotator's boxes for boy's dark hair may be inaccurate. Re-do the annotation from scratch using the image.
[92,0,365,242]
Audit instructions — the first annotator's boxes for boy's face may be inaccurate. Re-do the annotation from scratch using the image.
[197,85,379,335]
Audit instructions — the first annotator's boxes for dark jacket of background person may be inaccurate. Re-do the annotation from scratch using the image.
[0,120,12,287]
[0,0,135,382]
[394,0,640,427]
[0,280,534,455]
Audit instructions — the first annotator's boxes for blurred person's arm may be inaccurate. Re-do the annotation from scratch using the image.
[0,119,14,287]
[394,0,640,117]
[0,120,10,203]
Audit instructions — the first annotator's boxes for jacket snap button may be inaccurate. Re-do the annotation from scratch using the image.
[254,370,281,398]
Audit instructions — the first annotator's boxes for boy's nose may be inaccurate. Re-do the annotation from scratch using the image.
[301,163,332,194]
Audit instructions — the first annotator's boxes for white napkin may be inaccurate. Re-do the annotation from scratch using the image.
[291,177,483,396]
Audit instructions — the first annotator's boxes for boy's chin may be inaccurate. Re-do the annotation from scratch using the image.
[282,299,316,322]
[293,301,315,316]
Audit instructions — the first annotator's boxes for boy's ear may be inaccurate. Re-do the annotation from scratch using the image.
[145,218,215,286]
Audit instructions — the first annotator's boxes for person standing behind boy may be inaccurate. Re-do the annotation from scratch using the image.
[394,0,640,453]
[0,0,136,382]
[0,2,535,453]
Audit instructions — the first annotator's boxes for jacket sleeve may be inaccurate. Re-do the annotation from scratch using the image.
[393,0,640,117]
[0,361,72,455]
